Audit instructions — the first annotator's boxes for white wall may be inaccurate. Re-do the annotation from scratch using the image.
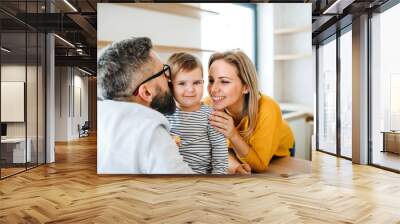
[312,45,317,137]
[98,4,201,48]
[55,67,68,141]
[1,65,26,139]
[97,3,204,97]
[73,74,89,138]
[1,82,25,122]
[282,57,314,106]
[257,3,313,108]
[1,63,46,163]
[98,3,201,62]
[55,67,89,141]
[257,4,274,97]
[1,66,25,127]
[257,4,313,160]
[1,65,38,138]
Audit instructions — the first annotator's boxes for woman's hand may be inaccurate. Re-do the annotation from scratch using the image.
[227,152,251,174]
[210,111,250,158]
[235,163,251,174]
[209,110,239,139]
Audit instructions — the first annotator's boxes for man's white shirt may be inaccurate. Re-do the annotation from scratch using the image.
[97,100,193,174]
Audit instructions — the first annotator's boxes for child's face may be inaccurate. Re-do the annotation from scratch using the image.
[172,67,204,111]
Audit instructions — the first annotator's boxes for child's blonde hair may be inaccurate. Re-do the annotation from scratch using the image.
[167,52,203,79]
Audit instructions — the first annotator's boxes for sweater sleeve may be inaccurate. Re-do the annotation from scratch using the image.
[207,121,228,174]
[237,101,282,172]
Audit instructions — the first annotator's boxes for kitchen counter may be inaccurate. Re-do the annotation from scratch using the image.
[279,102,313,121]
[279,102,314,161]
[265,156,311,177]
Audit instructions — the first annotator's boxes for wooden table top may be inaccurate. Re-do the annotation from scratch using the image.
[266,156,311,177]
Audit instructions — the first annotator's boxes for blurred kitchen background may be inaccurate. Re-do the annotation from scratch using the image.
[98,3,314,161]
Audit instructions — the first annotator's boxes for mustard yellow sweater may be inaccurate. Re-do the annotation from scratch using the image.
[205,94,294,172]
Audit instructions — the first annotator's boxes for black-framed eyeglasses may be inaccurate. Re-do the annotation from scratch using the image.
[133,64,171,96]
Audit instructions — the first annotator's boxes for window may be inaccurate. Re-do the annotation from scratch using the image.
[340,29,352,158]
[0,1,46,179]
[371,2,400,171]
[316,25,353,159]
[200,3,256,97]
[200,3,255,62]
[317,37,337,155]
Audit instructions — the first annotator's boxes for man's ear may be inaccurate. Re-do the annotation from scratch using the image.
[137,84,153,104]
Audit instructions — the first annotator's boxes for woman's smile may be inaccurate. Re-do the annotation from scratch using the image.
[212,96,226,103]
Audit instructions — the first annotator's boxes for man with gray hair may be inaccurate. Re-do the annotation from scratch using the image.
[97,37,193,174]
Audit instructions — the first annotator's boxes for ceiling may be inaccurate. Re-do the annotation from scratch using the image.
[0,0,98,74]
[311,0,391,44]
[0,0,396,75]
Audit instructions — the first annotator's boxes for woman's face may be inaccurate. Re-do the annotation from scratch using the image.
[208,59,247,111]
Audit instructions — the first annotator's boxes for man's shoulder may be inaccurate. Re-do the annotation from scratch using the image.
[98,100,169,126]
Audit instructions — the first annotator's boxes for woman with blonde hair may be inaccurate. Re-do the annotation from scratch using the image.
[206,49,295,174]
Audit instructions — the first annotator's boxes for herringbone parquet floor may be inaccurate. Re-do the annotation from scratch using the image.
[1,134,399,223]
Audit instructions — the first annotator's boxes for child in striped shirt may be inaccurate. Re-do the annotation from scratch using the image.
[165,53,228,174]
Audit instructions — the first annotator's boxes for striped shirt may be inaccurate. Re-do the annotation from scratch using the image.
[166,104,228,174]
